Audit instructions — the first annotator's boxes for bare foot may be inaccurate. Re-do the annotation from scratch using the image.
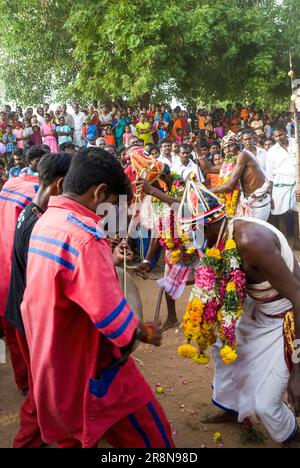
[201,411,237,424]
[161,319,180,332]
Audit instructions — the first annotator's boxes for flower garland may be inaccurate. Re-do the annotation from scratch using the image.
[218,157,240,218]
[177,238,246,365]
[154,173,198,266]
[158,210,197,266]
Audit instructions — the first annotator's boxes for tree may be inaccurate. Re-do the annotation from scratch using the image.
[0,0,76,106]
[0,0,299,106]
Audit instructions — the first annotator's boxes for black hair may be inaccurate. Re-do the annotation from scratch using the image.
[241,129,254,138]
[40,144,51,152]
[12,148,24,157]
[179,143,191,152]
[210,141,220,148]
[59,142,76,151]
[63,147,132,199]
[117,145,127,158]
[25,145,49,162]
[273,123,287,133]
[160,138,172,145]
[149,145,160,154]
[38,152,73,186]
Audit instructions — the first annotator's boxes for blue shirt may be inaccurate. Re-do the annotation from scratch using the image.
[9,166,22,178]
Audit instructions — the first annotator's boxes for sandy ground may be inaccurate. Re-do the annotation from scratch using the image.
[3,264,300,450]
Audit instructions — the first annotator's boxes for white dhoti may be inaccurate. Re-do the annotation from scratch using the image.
[271,175,296,216]
[212,296,297,444]
[73,130,83,148]
[237,180,271,221]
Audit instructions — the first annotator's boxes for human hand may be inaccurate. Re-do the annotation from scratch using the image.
[136,177,153,195]
[113,239,133,266]
[296,191,300,203]
[140,321,162,346]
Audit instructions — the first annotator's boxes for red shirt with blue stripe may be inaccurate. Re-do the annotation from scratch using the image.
[0,173,39,317]
[21,196,153,447]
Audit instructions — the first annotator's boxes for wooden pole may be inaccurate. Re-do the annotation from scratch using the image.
[289,52,300,236]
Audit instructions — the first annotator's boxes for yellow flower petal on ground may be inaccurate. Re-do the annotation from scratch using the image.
[213,432,222,443]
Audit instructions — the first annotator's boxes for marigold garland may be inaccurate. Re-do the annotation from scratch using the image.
[218,158,240,218]
[156,174,198,266]
[177,238,246,365]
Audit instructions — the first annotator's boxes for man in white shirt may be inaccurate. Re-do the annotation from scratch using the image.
[72,103,85,147]
[241,129,267,173]
[99,105,112,136]
[266,124,299,247]
[172,143,205,183]
[61,104,74,129]
[158,139,178,167]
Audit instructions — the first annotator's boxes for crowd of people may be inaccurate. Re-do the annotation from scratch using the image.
[0,101,298,246]
[0,100,300,449]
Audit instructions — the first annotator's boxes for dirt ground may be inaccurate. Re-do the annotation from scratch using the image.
[1,259,300,449]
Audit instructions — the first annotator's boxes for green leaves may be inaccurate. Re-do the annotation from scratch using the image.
[0,0,299,106]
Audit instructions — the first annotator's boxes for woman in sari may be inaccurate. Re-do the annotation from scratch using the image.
[41,114,58,152]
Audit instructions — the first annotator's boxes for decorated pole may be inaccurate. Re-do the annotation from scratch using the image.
[289,52,300,236]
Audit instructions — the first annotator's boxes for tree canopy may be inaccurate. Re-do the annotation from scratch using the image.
[0,0,299,106]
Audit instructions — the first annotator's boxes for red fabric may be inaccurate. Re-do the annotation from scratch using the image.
[21,196,154,447]
[56,397,175,448]
[13,330,44,448]
[0,317,28,391]
[0,173,39,318]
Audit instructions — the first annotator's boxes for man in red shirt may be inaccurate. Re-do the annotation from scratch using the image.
[0,145,48,392]
[21,147,174,448]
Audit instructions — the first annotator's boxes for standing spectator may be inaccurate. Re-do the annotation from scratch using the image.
[23,119,33,148]
[99,105,112,135]
[41,114,58,152]
[135,114,153,146]
[13,124,25,149]
[82,116,98,147]
[2,125,17,158]
[72,103,85,148]
[56,116,72,147]
[214,120,224,140]
[241,130,267,172]
[114,110,130,147]
[8,149,25,178]
[250,112,264,136]
[266,124,298,247]
[264,118,274,139]
[61,104,74,129]
[123,125,133,147]
[30,125,42,146]
[36,107,45,126]
[104,126,115,146]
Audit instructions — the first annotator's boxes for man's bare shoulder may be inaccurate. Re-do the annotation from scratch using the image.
[234,220,279,258]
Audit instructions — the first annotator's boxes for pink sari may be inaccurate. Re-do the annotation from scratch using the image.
[41,123,58,152]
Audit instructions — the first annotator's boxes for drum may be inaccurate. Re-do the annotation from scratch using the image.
[115,266,143,321]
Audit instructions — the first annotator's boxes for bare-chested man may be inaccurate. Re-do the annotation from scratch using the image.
[212,133,271,220]
[199,201,300,446]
